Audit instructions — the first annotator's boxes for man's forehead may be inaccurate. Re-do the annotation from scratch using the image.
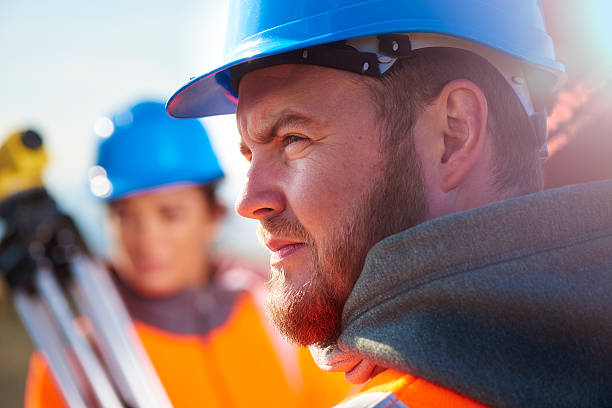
[236,64,365,134]
[237,65,322,115]
[240,63,331,90]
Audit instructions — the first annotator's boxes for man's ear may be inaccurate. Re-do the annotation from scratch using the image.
[437,79,488,192]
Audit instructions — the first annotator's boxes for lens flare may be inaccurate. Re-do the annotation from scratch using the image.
[93,117,114,138]
[87,165,107,181]
[89,174,113,198]
[588,0,612,64]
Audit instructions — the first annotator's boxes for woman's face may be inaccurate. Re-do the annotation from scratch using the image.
[108,184,222,298]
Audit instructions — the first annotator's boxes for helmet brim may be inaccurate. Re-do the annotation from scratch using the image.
[166,63,238,119]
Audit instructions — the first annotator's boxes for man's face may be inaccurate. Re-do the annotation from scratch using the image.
[236,64,426,346]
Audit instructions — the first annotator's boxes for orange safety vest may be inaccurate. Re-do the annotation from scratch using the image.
[25,292,352,407]
[336,369,487,408]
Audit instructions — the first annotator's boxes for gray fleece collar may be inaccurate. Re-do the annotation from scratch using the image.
[339,179,612,408]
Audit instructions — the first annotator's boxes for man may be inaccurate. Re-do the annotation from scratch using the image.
[167,1,612,407]
[25,101,351,407]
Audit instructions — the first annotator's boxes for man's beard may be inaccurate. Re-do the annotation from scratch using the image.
[259,138,427,347]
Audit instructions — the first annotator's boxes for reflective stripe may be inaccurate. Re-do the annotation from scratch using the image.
[344,370,488,408]
[334,391,409,408]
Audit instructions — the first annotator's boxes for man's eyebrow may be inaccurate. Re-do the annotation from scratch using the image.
[239,111,316,157]
[268,112,314,138]
[254,112,316,144]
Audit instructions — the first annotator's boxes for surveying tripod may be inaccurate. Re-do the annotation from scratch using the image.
[0,130,173,407]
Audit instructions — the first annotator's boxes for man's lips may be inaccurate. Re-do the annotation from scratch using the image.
[266,239,306,265]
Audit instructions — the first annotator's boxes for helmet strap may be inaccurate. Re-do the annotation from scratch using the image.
[228,35,412,94]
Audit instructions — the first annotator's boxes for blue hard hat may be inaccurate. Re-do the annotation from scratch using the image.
[167,0,565,119]
[91,101,224,201]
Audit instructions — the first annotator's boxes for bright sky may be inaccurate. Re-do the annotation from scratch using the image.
[0,0,261,258]
[589,0,612,65]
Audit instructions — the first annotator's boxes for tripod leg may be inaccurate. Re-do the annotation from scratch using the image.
[14,290,88,408]
[70,255,173,408]
[35,268,123,408]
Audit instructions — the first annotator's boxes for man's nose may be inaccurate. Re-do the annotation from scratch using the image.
[235,162,285,221]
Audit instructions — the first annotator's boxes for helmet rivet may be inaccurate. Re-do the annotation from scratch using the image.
[512,76,525,85]
[392,41,399,52]
[362,62,370,72]
[302,50,309,59]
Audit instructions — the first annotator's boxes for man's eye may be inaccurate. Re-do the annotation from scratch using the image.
[282,134,306,145]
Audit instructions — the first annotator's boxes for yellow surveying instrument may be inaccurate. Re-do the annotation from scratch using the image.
[0,130,172,408]
[0,129,48,199]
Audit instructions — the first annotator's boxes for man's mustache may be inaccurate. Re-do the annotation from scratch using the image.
[256,215,313,246]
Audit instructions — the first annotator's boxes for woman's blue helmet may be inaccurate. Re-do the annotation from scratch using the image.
[90,101,224,201]
[167,0,565,119]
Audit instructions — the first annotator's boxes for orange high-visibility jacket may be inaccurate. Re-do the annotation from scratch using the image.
[335,369,487,408]
[25,263,352,408]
